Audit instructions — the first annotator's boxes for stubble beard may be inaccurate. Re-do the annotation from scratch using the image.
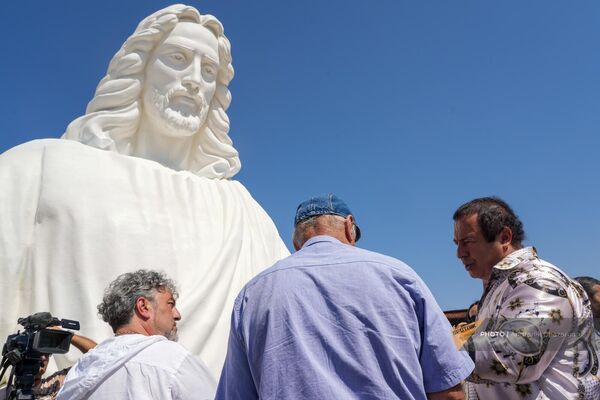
[166,326,178,342]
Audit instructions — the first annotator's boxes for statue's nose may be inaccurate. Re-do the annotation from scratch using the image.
[182,56,202,95]
[182,80,200,95]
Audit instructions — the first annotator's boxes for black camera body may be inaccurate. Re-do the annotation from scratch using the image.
[1,313,79,400]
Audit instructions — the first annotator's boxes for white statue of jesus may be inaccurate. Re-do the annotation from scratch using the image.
[0,4,289,378]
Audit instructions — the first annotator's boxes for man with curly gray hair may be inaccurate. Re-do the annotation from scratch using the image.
[57,270,215,400]
[97,269,180,340]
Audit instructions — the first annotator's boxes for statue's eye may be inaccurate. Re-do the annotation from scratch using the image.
[202,63,217,81]
[203,65,215,75]
[169,52,186,63]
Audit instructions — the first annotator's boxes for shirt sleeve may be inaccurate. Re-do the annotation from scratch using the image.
[467,280,574,384]
[215,294,258,400]
[415,278,475,392]
[171,354,217,400]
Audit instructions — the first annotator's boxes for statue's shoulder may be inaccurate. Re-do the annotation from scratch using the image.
[0,140,76,212]
[2,138,60,158]
[1,138,84,162]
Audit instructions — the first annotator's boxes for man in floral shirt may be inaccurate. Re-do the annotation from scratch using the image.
[453,197,599,400]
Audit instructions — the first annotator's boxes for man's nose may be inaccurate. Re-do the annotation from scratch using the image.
[173,307,182,321]
[456,243,467,259]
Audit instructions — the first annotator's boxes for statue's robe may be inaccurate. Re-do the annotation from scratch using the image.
[0,139,289,378]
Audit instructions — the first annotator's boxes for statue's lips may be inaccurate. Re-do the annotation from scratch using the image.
[170,94,202,114]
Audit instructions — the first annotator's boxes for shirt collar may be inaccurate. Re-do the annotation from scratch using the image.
[302,235,342,248]
[493,246,538,271]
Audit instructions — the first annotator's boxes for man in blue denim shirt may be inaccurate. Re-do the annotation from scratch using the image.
[216,194,473,399]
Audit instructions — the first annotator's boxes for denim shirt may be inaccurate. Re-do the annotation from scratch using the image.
[216,235,473,399]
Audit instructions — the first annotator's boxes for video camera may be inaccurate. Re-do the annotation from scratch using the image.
[1,313,79,400]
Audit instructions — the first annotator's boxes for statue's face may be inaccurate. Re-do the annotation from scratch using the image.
[142,22,220,137]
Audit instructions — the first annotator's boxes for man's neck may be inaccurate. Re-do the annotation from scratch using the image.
[481,245,524,288]
[115,322,148,337]
[301,230,350,249]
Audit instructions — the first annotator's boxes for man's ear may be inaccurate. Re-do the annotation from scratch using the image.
[344,215,357,246]
[499,226,513,246]
[135,297,153,320]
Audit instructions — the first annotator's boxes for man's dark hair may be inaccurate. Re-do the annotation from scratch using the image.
[574,276,600,300]
[467,300,479,323]
[453,197,525,246]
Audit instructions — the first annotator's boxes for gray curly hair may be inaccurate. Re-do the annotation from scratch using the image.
[98,269,178,332]
[62,4,240,179]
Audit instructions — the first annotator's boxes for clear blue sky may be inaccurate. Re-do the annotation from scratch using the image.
[2,1,599,310]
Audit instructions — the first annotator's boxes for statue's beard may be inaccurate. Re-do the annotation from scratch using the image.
[150,86,208,135]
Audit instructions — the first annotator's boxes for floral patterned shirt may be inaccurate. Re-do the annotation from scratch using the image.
[465,247,599,400]
[34,368,70,400]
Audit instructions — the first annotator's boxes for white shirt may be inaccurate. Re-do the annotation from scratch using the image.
[57,334,215,400]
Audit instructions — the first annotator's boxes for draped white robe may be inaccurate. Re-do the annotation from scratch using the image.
[0,139,289,378]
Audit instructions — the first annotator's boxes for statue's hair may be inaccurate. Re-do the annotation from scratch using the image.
[62,4,240,179]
